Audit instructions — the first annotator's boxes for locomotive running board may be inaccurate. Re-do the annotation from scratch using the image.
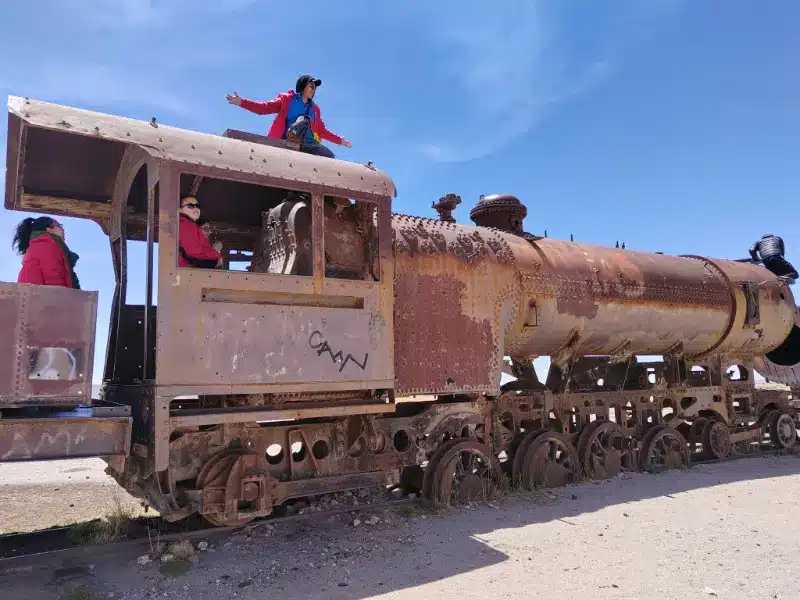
[169,401,394,428]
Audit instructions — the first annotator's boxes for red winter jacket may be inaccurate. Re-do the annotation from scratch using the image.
[239,91,344,145]
[17,235,74,288]
[179,214,221,268]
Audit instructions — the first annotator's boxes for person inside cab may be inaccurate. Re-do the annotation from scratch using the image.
[749,233,798,284]
[14,216,81,288]
[226,74,352,159]
[179,197,223,269]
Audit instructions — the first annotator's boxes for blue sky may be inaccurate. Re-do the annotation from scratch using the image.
[0,0,798,383]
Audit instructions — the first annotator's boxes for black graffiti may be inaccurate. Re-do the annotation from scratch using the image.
[308,330,368,373]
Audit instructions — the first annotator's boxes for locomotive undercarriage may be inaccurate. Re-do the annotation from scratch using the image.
[105,354,798,527]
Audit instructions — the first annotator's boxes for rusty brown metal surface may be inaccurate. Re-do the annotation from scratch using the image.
[0,414,131,461]
[754,309,800,388]
[0,283,97,406]
[393,214,519,396]
[504,237,796,363]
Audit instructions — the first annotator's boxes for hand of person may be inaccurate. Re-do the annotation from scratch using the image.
[216,257,224,268]
[213,241,223,253]
[226,92,242,106]
[341,138,352,148]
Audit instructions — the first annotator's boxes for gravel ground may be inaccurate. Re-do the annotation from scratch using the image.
[3,453,800,600]
[0,459,147,534]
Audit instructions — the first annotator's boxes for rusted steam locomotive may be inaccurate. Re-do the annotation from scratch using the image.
[2,97,799,527]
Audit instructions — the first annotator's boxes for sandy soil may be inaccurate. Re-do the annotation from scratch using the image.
[3,453,800,600]
[0,459,147,534]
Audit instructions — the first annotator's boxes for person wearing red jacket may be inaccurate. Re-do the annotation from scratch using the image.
[179,197,223,269]
[226,74,352,159]
[14,216,81,289]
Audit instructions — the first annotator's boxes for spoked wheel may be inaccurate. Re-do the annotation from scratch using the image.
[580,421,633,479]
[511,428,548,486]
[702,420,731,459]
[421,439,464,501]
[427,440,503,504]
[520,432,581,490]
[769,411,797,449]
[638,426,690,474]
[195,448,272,527]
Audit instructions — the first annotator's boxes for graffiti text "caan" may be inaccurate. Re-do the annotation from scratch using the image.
[308,331,368,373]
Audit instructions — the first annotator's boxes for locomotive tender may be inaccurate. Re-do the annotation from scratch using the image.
[2,97,799,527]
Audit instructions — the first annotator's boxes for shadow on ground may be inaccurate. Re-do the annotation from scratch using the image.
[7,452,800,600]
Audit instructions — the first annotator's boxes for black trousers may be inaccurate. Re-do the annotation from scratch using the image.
[763,255,799,280]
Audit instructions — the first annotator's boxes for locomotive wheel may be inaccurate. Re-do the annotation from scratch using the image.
[769,411,797,450]
[576,420,606,460]
[701,420,731,459]
[687,418,709,455]
[638,426,690,474]
[195,448,272,527]
[511,428,548,486]
[580,421,632,480]
[428,440,503,504]
[520,432,581,490]
[421,439,466,501]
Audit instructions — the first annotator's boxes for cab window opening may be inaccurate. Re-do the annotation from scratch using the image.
[177,173,315,276]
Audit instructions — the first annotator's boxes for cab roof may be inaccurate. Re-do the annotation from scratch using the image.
[4,96,396,228]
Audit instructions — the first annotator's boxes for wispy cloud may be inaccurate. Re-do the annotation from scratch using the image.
[411,0,682,163]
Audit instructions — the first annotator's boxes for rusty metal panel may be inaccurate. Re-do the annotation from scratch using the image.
[706,259,797,357]
[0,413,131,461]
[504,239,796,361]
[0,283,97,406]
[392,215,520,396]
[157,290,391,389]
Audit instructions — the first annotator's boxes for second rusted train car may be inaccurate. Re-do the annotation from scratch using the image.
[2,97,798,527]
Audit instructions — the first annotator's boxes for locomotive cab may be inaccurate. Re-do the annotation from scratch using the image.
[4,97,396,483]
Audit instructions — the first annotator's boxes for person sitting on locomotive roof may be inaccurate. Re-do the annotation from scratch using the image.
[226,74,352,160]
[179,197,224,269]
[14,216,81,289]
[749,233,798,284]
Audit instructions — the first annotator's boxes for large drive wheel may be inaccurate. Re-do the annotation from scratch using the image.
[511,428,548,486]
[195,448,272,527]
[427,440,503,504]
[520,431,581,490]
[638,426,690,474]
[421,439,464,501]
[769,411,797,449]
[701,420,732,459]
[580,421,632,480]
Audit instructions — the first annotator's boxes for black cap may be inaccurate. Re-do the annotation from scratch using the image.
[296,74,322,93]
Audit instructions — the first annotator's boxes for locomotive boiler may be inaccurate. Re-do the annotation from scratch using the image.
[1,96,798,528]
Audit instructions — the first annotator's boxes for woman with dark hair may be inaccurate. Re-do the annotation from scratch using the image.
[14,216,81,289]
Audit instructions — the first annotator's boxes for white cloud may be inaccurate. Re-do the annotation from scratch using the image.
[412,0,682,163]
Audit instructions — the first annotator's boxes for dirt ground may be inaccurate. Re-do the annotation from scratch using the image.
[0,459,147,534]
[2,453,800,600]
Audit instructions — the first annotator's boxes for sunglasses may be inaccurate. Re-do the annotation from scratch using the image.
[183,202,200,209]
